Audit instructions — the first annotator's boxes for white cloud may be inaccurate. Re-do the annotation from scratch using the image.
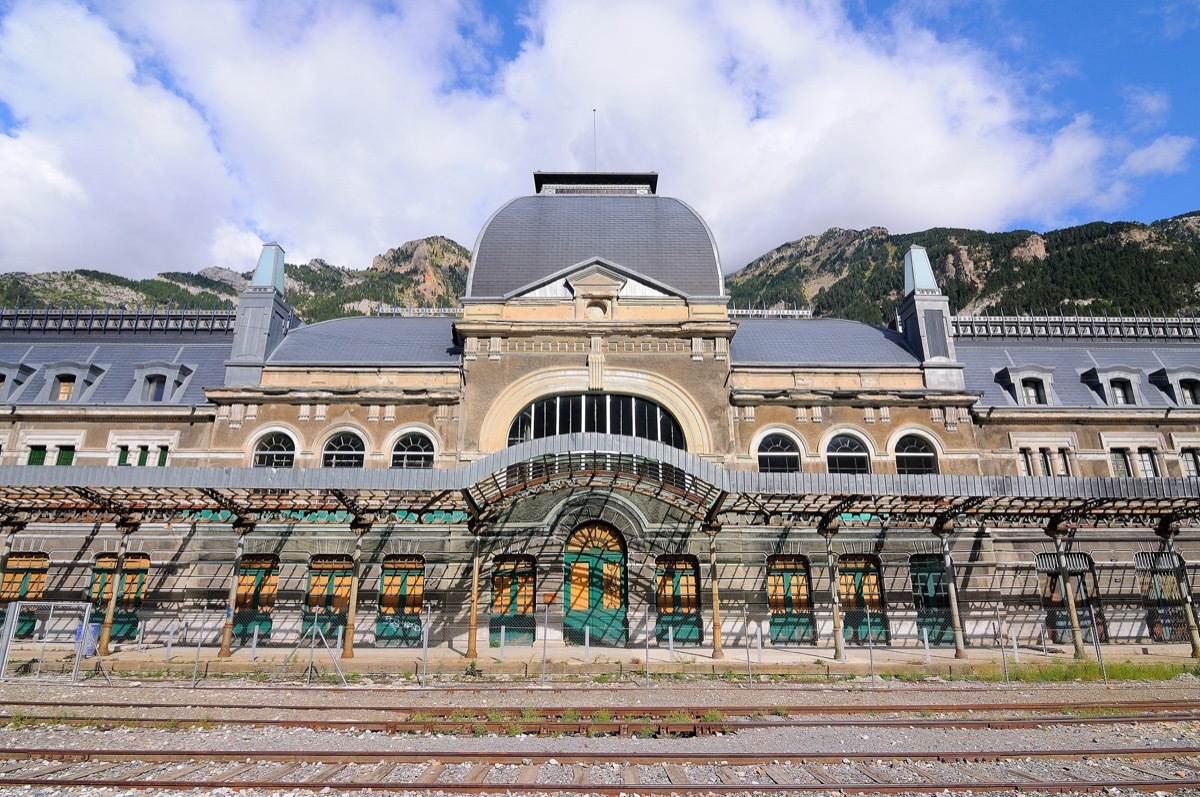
[0,0,1193,279]
[1120,134,1195,177]
[0,0,238,276]
[1122,85,1171,130]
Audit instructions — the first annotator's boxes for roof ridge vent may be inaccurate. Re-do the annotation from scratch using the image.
[533,171,657,195]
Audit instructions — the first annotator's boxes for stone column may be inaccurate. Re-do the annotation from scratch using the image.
[819,520,844,661]
[466,529,481,660]
[707,525,723,659]
[218,518,252,658]
[1047,521,1087,659]
[1157,519,1200,659]
[98,520,137,657]
[343,520,370,659]
[934,520,968,659]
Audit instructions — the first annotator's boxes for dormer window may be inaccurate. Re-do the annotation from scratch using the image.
[1110,379,1134,406]
[143,375,167,402]
[54,375,76,402]
[1021,378,1046,405]
[1181,379,1200,406]
[998,365,1056,407]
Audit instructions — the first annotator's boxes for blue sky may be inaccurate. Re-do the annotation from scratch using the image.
[0,0,1196,279]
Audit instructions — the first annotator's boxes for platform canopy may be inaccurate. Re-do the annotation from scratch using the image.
[0,434,1195,531]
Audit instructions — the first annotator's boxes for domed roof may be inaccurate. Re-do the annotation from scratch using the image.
[466,194,723,299]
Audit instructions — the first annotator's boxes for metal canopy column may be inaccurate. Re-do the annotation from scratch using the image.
[933,518,967,659]
[1157,517,1200,659]
[343,519,370,659]
[98,519,137,657]
[1047,519,1087,660]
[707,524,723,660]
[819,517,844,661]
[466,525,482,660]
[219,517,254,658]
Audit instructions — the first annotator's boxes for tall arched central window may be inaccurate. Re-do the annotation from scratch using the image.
[507,393,686,450]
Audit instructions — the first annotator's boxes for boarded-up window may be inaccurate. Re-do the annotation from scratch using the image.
[0,552,49,604]
[379,555,424,615]
[90,553,151,610]
[655,555,700,614]
[236,554,279,614]
[766,555,811,614]
[837,554,884,612]
[493,555,535,616]
[307,555,353,614]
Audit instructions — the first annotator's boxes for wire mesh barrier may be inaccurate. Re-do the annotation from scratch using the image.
[0,593,1191,685]
[0,601,95,682]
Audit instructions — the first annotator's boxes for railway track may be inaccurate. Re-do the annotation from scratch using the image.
[7,698,1200,736]
[3,746,1200,792]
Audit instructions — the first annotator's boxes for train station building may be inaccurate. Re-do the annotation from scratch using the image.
[0,171,1198,662]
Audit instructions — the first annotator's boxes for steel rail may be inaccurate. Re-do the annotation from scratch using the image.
[5,746,1200,764]
[2,749,1200,794]
[5,710,1200,735]
[3,698,1198,716]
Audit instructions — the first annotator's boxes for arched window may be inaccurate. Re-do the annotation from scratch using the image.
[322,432,365,468]
[392,432,434,468]
[757,433,801,473]
[895,435,938,475]
[253,433,296,468]
[827,434,870,475]
[507,393,686,450]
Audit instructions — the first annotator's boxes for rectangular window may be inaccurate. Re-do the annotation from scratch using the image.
[1136,448,1158,477]
[26,446,46,466]
[1018,448,1032,476]
[157,446,169,467]
[55,446,75,466]
[1110,448,1131,478]
[137,446,149,467]
[54,375,75,402]
[1039,448,1054,476]
[1058,448,1073,477]
[117,446,130,466]
[143,375,166,402]
[1183,449,1200,479]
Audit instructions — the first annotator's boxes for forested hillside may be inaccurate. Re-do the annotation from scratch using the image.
[726,212,1200,325]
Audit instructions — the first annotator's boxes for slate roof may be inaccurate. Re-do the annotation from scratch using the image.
[267,317,460,366]
[730,319,920,366]
[957,339,1200,408]
[0,330,233,405]
[467,195,723,298]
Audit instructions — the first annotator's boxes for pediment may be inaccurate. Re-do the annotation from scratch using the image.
[505,258,680,300]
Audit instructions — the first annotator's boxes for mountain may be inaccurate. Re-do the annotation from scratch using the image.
[725,212,1200,325]
[3,215,1200,325]
[0,236,470,323]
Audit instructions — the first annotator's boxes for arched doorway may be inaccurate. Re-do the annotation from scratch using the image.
[563,522,627,646]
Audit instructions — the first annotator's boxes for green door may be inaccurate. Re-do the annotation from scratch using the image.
[89,553,150,642]
[909,554,954,645]
[0,553,49,639]
[303,555,352,640]
[1136,552,1190,643]
[234,555,278,641]
[655,555,703,644]
[490,555,536,645]
[767,555,817,644]
[838,554,889,644]
[563,523,627,646]
[376,555,424,647]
